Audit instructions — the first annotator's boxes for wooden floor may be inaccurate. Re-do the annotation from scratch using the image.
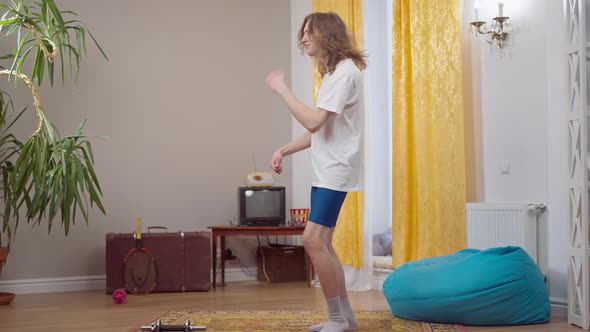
[0,281,582,331]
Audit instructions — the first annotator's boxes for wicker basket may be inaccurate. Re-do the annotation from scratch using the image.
[257,246,306,283]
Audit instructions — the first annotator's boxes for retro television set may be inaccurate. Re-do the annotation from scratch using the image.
[238,186,286,226]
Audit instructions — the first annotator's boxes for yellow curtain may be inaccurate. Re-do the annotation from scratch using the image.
[392,0,467,267]
[312,0,364,268]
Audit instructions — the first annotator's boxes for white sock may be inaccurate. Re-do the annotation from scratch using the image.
[309,298,358,331]
[340,298,359,330]
[309,297,349,332]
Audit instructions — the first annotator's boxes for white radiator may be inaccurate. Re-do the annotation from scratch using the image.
[466,203,544,263]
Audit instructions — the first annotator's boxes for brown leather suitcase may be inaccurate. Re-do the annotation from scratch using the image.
[106,228,211,293]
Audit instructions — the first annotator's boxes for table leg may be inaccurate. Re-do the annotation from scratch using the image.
[211,231,217,288]
[220,235,226,286]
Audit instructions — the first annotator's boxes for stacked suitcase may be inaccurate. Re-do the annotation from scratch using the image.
[106,229,211,293]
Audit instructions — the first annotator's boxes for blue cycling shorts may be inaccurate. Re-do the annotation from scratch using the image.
[309,186,348,228]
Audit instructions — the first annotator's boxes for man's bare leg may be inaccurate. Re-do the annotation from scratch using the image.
[308,230,358,331]
[303,222,348,332]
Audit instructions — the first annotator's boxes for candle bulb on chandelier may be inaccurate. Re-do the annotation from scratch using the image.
[474,0,480,21]
[498,1,504,17]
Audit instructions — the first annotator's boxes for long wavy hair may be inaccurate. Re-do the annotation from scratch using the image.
[298,12,367,77]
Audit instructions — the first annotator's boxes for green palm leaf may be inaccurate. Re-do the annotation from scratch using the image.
[0,0,107,248]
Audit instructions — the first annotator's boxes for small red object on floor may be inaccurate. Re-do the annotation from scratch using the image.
[112,288,127,304]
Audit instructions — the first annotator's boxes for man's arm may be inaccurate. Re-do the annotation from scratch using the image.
[279,91,332,133]
[270,132,311,174]
[277,131,311,157]
[266,69,333,133]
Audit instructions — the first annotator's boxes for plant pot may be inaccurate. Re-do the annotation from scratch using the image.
[0,247,8,275]
[0,292,15,305]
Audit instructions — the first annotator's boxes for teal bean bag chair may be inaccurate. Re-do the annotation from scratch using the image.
[383,246,550,326]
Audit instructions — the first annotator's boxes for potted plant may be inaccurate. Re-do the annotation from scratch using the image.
[0,0,108,279]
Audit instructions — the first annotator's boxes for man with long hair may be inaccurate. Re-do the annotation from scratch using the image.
[266,12,366,332]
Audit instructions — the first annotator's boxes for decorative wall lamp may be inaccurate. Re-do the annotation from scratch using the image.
[470,1,513,54]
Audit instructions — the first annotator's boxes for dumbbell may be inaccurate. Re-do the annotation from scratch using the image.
[141,319,207,331]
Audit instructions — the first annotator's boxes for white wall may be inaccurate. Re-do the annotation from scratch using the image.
[363,0,392,235]
[290,0,313,210]
[545,0,569,310]
[466,0,569,308]
[478,2,548,204]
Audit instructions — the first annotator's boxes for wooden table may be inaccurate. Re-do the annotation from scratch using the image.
[208,226,312,288]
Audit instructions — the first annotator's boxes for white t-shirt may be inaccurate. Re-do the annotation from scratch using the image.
[312,58,364,192]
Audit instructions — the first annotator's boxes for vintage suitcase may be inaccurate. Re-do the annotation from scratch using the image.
[106,228,211,293]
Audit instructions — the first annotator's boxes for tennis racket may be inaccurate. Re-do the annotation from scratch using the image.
[123,218,157,295]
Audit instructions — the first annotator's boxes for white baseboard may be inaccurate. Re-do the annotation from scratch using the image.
[0,267,257,295]
[222,266,257,282]
[372,268,393,290]
[0,275,106,294]
[550,297,567,318]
